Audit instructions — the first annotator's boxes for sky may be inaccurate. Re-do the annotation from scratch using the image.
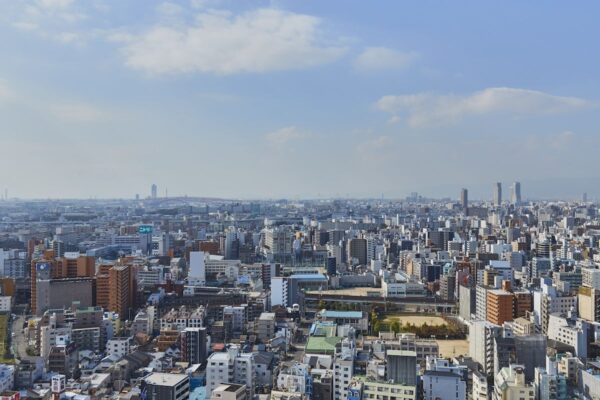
[0,0,599,200]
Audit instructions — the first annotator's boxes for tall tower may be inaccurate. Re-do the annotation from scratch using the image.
[494,182,502,206]
[151,184,157,199]
[108,265,135,320]
[511,182,521,205]
[460,188,468,214]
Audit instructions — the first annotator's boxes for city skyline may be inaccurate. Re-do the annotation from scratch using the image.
[1,1,599,199]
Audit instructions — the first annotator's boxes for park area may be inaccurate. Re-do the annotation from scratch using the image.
[383,315,447,327]
[436,339,470,358]
[0,313,13,363]
[371,313,467,340]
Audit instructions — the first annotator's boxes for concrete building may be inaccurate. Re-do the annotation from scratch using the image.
[460,188,468,214]
[578,286,600,322]
[319,311,368,332]
[422,357,467,400]
[386,350,417,386]
[348,377,416,400]
[181,327,207,365]
[189,251,206,285]
[347,238,367,266]
[143,372,190,400]
[211,383,247,400]
[108,265,136,321]
[106,337,130,358]
[487,289,514,325]
[36,277,94,316]
[493,365,535,400]
[472,370,489,400]
[582,267,600,290]
[0,365,15,394]
[469,320,501,376]
[256,312,275,342]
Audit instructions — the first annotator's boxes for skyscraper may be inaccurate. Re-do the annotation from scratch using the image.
[151,184,157,199]
[494,182,502,206]
[460,188,468,214]
[511,182,522,205]
[109,265,136,320]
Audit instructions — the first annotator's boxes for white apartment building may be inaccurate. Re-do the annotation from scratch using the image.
[0,296,11,312]
[159,306,204,331]
[271,277,288,308]
[422,357,467,400]
[494,365,535,400]
[0,364,15,393]
[206,346,255,397]
[582,267,600,289]
[106,337,131,358]
[277,362,309,394]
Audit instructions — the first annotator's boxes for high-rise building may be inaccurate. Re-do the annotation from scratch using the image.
[180,327,207,365]
[494,182,502,206]
[460,188,468,214]
[486,289,514,325]
[188,251,206,285]
[151,184,157,199]
[347,238,367,266]
[108,265,136,320]
[511,182,522,205]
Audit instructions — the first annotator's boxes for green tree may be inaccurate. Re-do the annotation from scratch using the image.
[373,320,381,335]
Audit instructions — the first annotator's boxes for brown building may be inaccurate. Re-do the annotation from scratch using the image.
[0,278,16,297]
[513,291,533,318]
[58,256,95,278]
[198,240,220,255]
[487,289,514,325]
[108,265,136,320]
[95,263,113,310]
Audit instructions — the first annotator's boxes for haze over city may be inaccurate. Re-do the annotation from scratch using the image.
[1,1,599,200]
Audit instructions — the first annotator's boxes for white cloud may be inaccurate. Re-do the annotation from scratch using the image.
[376,87,590,127]
[116,8,347,75]
[0,81,11,100]
[264,126,307,147]
[156,2,184,18]
[354,47,417,71]
[356,135,392,152]
[6,0,87,43]
[550,130,576,149]
[50,103,106,122]
[36,0,75,9]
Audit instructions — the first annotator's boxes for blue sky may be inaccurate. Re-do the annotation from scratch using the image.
[0,0,599,200]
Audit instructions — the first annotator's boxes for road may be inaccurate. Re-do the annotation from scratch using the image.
[11,314,35,363]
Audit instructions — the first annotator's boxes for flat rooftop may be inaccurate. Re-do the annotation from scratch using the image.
[144,372,188,386]
[321,310,363,319]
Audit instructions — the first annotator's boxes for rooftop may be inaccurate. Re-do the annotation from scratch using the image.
[321,310,363,319]
[144,372,188,387]
[305,336,342,354]
[289,274,327,280]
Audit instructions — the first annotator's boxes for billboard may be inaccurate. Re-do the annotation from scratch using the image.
[138,225,153,234]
